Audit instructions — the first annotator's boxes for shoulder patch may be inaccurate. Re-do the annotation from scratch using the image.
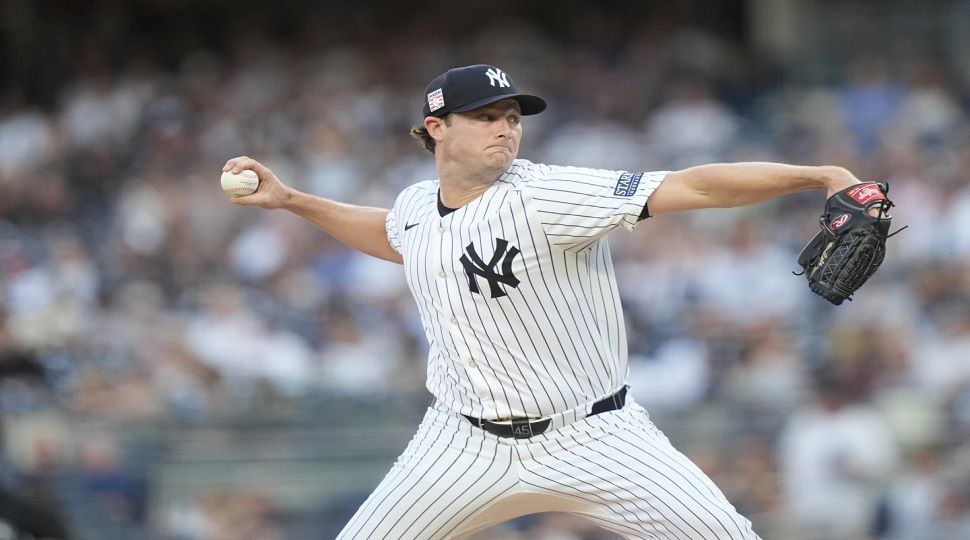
[614,172,644,197]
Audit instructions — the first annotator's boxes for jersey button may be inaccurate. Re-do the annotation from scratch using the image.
[467,359,477,368]
[450,317,458,324]
[437,271,445,279]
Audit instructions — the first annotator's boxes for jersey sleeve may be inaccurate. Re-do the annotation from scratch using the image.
[524,164,669,248]
[384,207,404,256]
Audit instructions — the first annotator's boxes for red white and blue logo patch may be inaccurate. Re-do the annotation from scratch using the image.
[614,172,643,197]
[427,88,445,112]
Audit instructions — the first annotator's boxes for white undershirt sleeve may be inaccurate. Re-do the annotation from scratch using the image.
[385,207,403,256]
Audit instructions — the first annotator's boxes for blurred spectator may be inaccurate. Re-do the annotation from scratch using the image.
[909,297,970,408]
[778,368,899,539]
[840,55,905,154]
[0,484,71,540]
[877,444,948,540]
[721,321,807,414]
[0,352,72,539]
[628,336,711,411]
[0,91,56,180]
[163,488,284,540]
[645,73,740,168]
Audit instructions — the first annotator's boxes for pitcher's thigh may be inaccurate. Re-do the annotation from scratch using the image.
[338,424,518,539]
[524,412,761,540]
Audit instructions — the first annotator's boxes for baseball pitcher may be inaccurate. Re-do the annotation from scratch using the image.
[223,64,895,539]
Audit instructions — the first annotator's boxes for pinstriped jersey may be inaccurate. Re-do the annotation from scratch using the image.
[385,159,668,420]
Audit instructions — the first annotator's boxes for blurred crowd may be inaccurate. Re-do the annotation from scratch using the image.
[2,4,970,540]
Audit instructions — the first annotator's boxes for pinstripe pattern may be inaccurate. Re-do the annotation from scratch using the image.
[384,159,668,419]
[346,159,762,538]
[339,400,760,539]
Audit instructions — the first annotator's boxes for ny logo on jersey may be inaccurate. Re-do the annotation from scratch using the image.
[459,238,520,298]
[485,67,510,88]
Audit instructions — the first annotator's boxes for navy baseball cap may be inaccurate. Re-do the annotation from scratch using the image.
[422,64,546,118]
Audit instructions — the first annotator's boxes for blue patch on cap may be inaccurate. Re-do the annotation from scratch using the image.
[614,172,643,197]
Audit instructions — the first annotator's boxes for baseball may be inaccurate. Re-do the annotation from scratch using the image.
[220,169,260,197]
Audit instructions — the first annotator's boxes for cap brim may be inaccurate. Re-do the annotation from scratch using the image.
[449,93,547,116]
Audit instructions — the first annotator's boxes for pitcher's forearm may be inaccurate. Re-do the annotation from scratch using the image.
[650,163,859,215]
[682,163,852,204]
[283,190,403,264]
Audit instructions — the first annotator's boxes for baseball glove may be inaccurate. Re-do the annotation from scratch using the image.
[796,182,899,305]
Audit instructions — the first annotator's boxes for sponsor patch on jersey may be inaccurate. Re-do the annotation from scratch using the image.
[847,183,884,205]
[427,88,445,112]
[614,172,643,197]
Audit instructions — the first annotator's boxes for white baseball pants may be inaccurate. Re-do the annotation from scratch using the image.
[337,399,761,539]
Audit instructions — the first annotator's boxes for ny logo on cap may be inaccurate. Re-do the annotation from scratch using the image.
[485,67,510,88]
